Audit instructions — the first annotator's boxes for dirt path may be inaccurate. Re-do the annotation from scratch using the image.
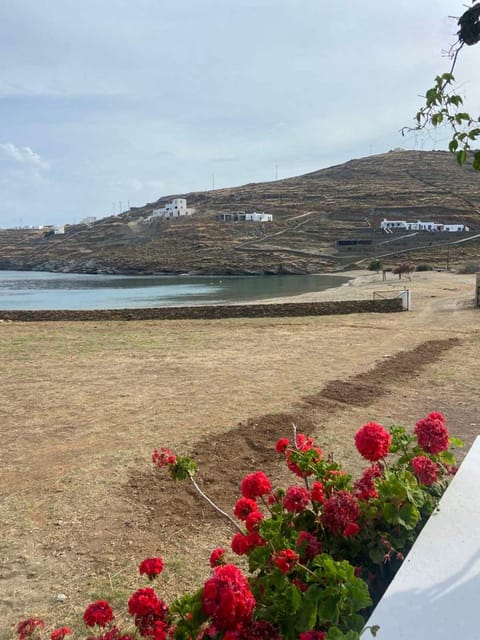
[0,270,478,636]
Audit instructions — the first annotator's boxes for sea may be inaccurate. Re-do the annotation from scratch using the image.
[0,271,348,310]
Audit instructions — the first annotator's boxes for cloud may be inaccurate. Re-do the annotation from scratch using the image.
[128,178,165,193]
[0,143,49,169]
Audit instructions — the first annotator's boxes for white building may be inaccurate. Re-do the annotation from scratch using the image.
[150,198,195,220]
[380,218,469,233]
[216,211,273,222]
[245,212,273,222]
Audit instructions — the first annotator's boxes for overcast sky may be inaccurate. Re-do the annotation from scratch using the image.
[1,1,479,228]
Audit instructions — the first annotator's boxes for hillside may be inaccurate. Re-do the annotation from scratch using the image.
[1,149,480,274]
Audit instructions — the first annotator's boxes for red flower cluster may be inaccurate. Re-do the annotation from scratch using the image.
[285,433,322,477]
[128,587,168,636]
[152,447,176,468]
[275,437,290,453]
[16,619,45,640]
[299,632,326,640]
[411,456,439,486]
[222,620,280,640]
[209,547,226,568]
[83,601,115,628]
[245,510,264,532]
[202,564,255,631]
[311,481,326,504]
[414,412,449,454]
[296,530,322,561]
[283,485,310,513]
[355,422,391,461]
[231,531,264,555]
[50,628,72,640]
[322,490,360,537]
[275,549,300,574]
[241,471,272,499]
[354,465,382,501]
[233,497,258,520]
[139,556,164,580]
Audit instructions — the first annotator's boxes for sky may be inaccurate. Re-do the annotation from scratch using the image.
[1,0,479,228]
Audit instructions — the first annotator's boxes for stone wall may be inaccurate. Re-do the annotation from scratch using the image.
[0,299,403,322]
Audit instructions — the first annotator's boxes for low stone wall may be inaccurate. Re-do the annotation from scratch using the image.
[0,298,403,322]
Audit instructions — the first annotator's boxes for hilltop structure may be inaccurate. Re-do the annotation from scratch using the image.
[148,198,195,220]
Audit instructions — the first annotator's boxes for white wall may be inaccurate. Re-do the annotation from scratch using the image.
[366,436,480,639]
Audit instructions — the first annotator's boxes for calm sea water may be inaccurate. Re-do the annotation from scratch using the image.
[0,271,348,310]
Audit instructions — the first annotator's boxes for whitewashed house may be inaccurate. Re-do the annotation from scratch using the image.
[245,212,273,222]
[380,218,469,233]
[216,211,273,222]
[150,198,195,220]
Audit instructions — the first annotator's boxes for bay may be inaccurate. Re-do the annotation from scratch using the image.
[0,271,348,310]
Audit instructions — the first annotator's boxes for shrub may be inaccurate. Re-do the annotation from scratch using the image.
[367,260,383,273]
[15,414,462,640]
[415,264,433,272]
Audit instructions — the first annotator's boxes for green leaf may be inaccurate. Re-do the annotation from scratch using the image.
[457,149,468,166]
[473,152,480,171]
[449,437,464,448]
[449,139,459,152]
[284,583,302,614]
[438,450,455,466]
[296,587,319,631]
[398,503,420,530]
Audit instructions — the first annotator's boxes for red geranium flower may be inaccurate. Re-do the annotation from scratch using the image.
[283,485,310,513]
[411,456,439,486]
[231,531,264,555]
[299,632,326,640]
[275,438,290,453]
[139,556,164,580]
[414,412,449,454]
[128,587,168,636]
[241,471,272,499]
[202,564,255,631]
[209,547,226,567]
[355,422,391,461]
[16,619,45,640]
[286,434,322,477]
[152,447,177,468]
[50,628,72,640]
[245,510,264,532]
[233,497,258,520]
[275,549,300,574]
[83,600,115,628]
[311,481,326,504]
[322,490,360,537]
[296,530,322,561]
[354,464,382,501]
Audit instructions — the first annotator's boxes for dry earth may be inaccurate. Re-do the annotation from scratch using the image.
[0,270,479,636]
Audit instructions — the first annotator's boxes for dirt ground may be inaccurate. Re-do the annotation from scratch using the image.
[0,270,479,636]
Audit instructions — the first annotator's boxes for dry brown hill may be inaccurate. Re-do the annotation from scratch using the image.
[1,149,480,274]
